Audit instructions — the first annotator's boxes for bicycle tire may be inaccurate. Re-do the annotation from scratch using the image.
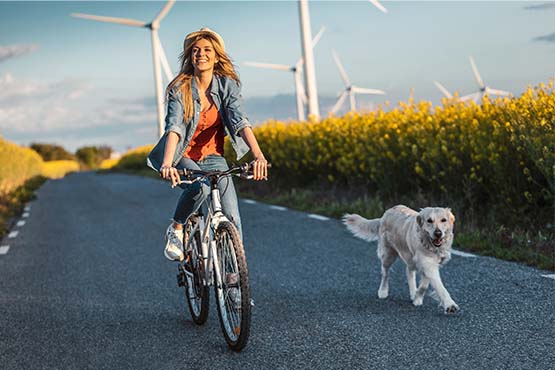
[214,221,251,352]
[182,216,209,325]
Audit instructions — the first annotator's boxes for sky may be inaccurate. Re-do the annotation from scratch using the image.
[0,0,553,153]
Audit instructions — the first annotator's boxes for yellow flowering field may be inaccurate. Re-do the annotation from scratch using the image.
[0,136,44,194]
[236,80,554,227]
[99,158,120,169]
[41,160,80,179]
[114,145,154,171]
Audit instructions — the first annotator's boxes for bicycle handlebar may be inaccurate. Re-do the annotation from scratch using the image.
[169,162,271,186]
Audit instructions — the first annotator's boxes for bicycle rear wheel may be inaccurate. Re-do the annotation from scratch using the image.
[182,216,209,325]
[214,221,251,352]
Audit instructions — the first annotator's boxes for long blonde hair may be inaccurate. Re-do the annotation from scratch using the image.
[166,29,240,122]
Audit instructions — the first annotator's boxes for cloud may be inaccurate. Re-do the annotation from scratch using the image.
[532,32,555,43]
[0,73,156,133]
[0,44,39,63]
[524,3,555,10]
[0,73,90,104]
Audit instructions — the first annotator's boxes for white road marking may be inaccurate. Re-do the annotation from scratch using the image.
[269,205,287,211]
[308,214,330,221]
[243,199,257,204]
[0,246,10,255]
[541,274,555,280]
[22,212,30,218]
[16,220,26,227]
[8,231,18,239]
[24,205,31,212]
[452,249,477,258]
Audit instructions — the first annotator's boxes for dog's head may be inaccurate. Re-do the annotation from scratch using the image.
[416,207,455,249]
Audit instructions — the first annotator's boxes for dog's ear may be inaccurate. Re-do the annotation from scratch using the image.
[416,214,423,228]
[447,208,455,224]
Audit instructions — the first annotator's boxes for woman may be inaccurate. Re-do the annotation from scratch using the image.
[147,28,268,261]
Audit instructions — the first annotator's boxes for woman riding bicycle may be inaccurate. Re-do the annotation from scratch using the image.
[147,28,268,261]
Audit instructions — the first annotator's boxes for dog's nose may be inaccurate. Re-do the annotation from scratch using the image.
[434,229,443,238]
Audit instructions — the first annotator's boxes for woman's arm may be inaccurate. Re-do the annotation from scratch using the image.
[240,127,268,181]
[160,131,181,186]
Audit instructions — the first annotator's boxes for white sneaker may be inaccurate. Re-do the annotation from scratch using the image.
[164,224,184,261]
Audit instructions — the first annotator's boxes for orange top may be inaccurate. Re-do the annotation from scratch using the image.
[184,103,225,161]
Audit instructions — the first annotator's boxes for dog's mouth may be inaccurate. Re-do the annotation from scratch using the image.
[432,238,444,247]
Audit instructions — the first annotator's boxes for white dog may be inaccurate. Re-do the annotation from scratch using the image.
[343,205,459,314]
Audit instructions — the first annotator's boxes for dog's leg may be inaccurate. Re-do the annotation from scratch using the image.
[412,276,430,306]
[378,240,397,299]
[406,267,417,300]
[425,268,459,314]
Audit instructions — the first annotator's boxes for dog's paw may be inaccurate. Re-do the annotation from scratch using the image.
[378,289,388,299]
[412,296,423,306]
[444,304,460,314]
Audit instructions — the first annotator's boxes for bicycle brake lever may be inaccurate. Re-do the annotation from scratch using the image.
[240,173,254,180]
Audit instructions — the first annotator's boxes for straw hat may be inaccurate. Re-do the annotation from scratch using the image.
[185,27,225,51]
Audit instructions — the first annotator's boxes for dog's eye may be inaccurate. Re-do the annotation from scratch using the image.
[427,218,433,223]
[441,218,447,222]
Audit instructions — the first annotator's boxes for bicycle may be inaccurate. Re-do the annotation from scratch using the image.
[171,162,267,352]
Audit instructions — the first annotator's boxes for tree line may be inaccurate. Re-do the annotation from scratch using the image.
[30,143,113,170]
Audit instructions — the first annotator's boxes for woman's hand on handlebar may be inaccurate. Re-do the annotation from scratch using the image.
[160,164,181,187]
[251,155,268,181]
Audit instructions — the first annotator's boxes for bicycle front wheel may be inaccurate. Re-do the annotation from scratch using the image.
[182,216,209,325]
[214,221,251,352]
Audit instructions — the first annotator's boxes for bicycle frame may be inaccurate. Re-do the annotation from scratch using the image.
[182,178,229,293]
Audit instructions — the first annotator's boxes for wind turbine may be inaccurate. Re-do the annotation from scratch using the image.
[434,81,453,99]
[461,56,511,103]
[71,0,176,138]
[243,27,325,122]
[297,0,388,121]
[330,50,386,115]
[369,0,388,14]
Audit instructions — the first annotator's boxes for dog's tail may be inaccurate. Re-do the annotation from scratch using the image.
[342,214,380,242]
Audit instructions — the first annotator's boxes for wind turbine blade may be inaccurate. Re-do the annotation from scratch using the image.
[434,81,453,99]
[461,92,480,102]
[296,70,307,105]
[155,33,173,82]
[294,70,306,121]
[312,26,326,48]
[295,27,326,68]
[369,0,388,13]
[486,87,511,96]
[71,13,146,28]
[152,0,175,24]
[352,86,386,95]
[331,49,351,86]
[243,61,291,72]
[469,56,485,89]
[331,90,348,114]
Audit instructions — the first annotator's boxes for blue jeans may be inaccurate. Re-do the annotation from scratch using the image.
[172,155,242,239]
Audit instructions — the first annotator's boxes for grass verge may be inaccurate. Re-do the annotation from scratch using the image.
[235,180,554,272]
[0,176,48,239]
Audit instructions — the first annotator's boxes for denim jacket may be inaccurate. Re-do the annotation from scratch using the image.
[146,74,252,171]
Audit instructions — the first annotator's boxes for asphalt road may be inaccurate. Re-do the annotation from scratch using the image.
[0,172,553,370]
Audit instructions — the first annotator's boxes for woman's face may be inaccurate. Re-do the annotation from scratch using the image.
[191,38,218,74]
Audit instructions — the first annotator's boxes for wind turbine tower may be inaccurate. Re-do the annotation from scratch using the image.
[297,0,388,121]
[243,27,325,122]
